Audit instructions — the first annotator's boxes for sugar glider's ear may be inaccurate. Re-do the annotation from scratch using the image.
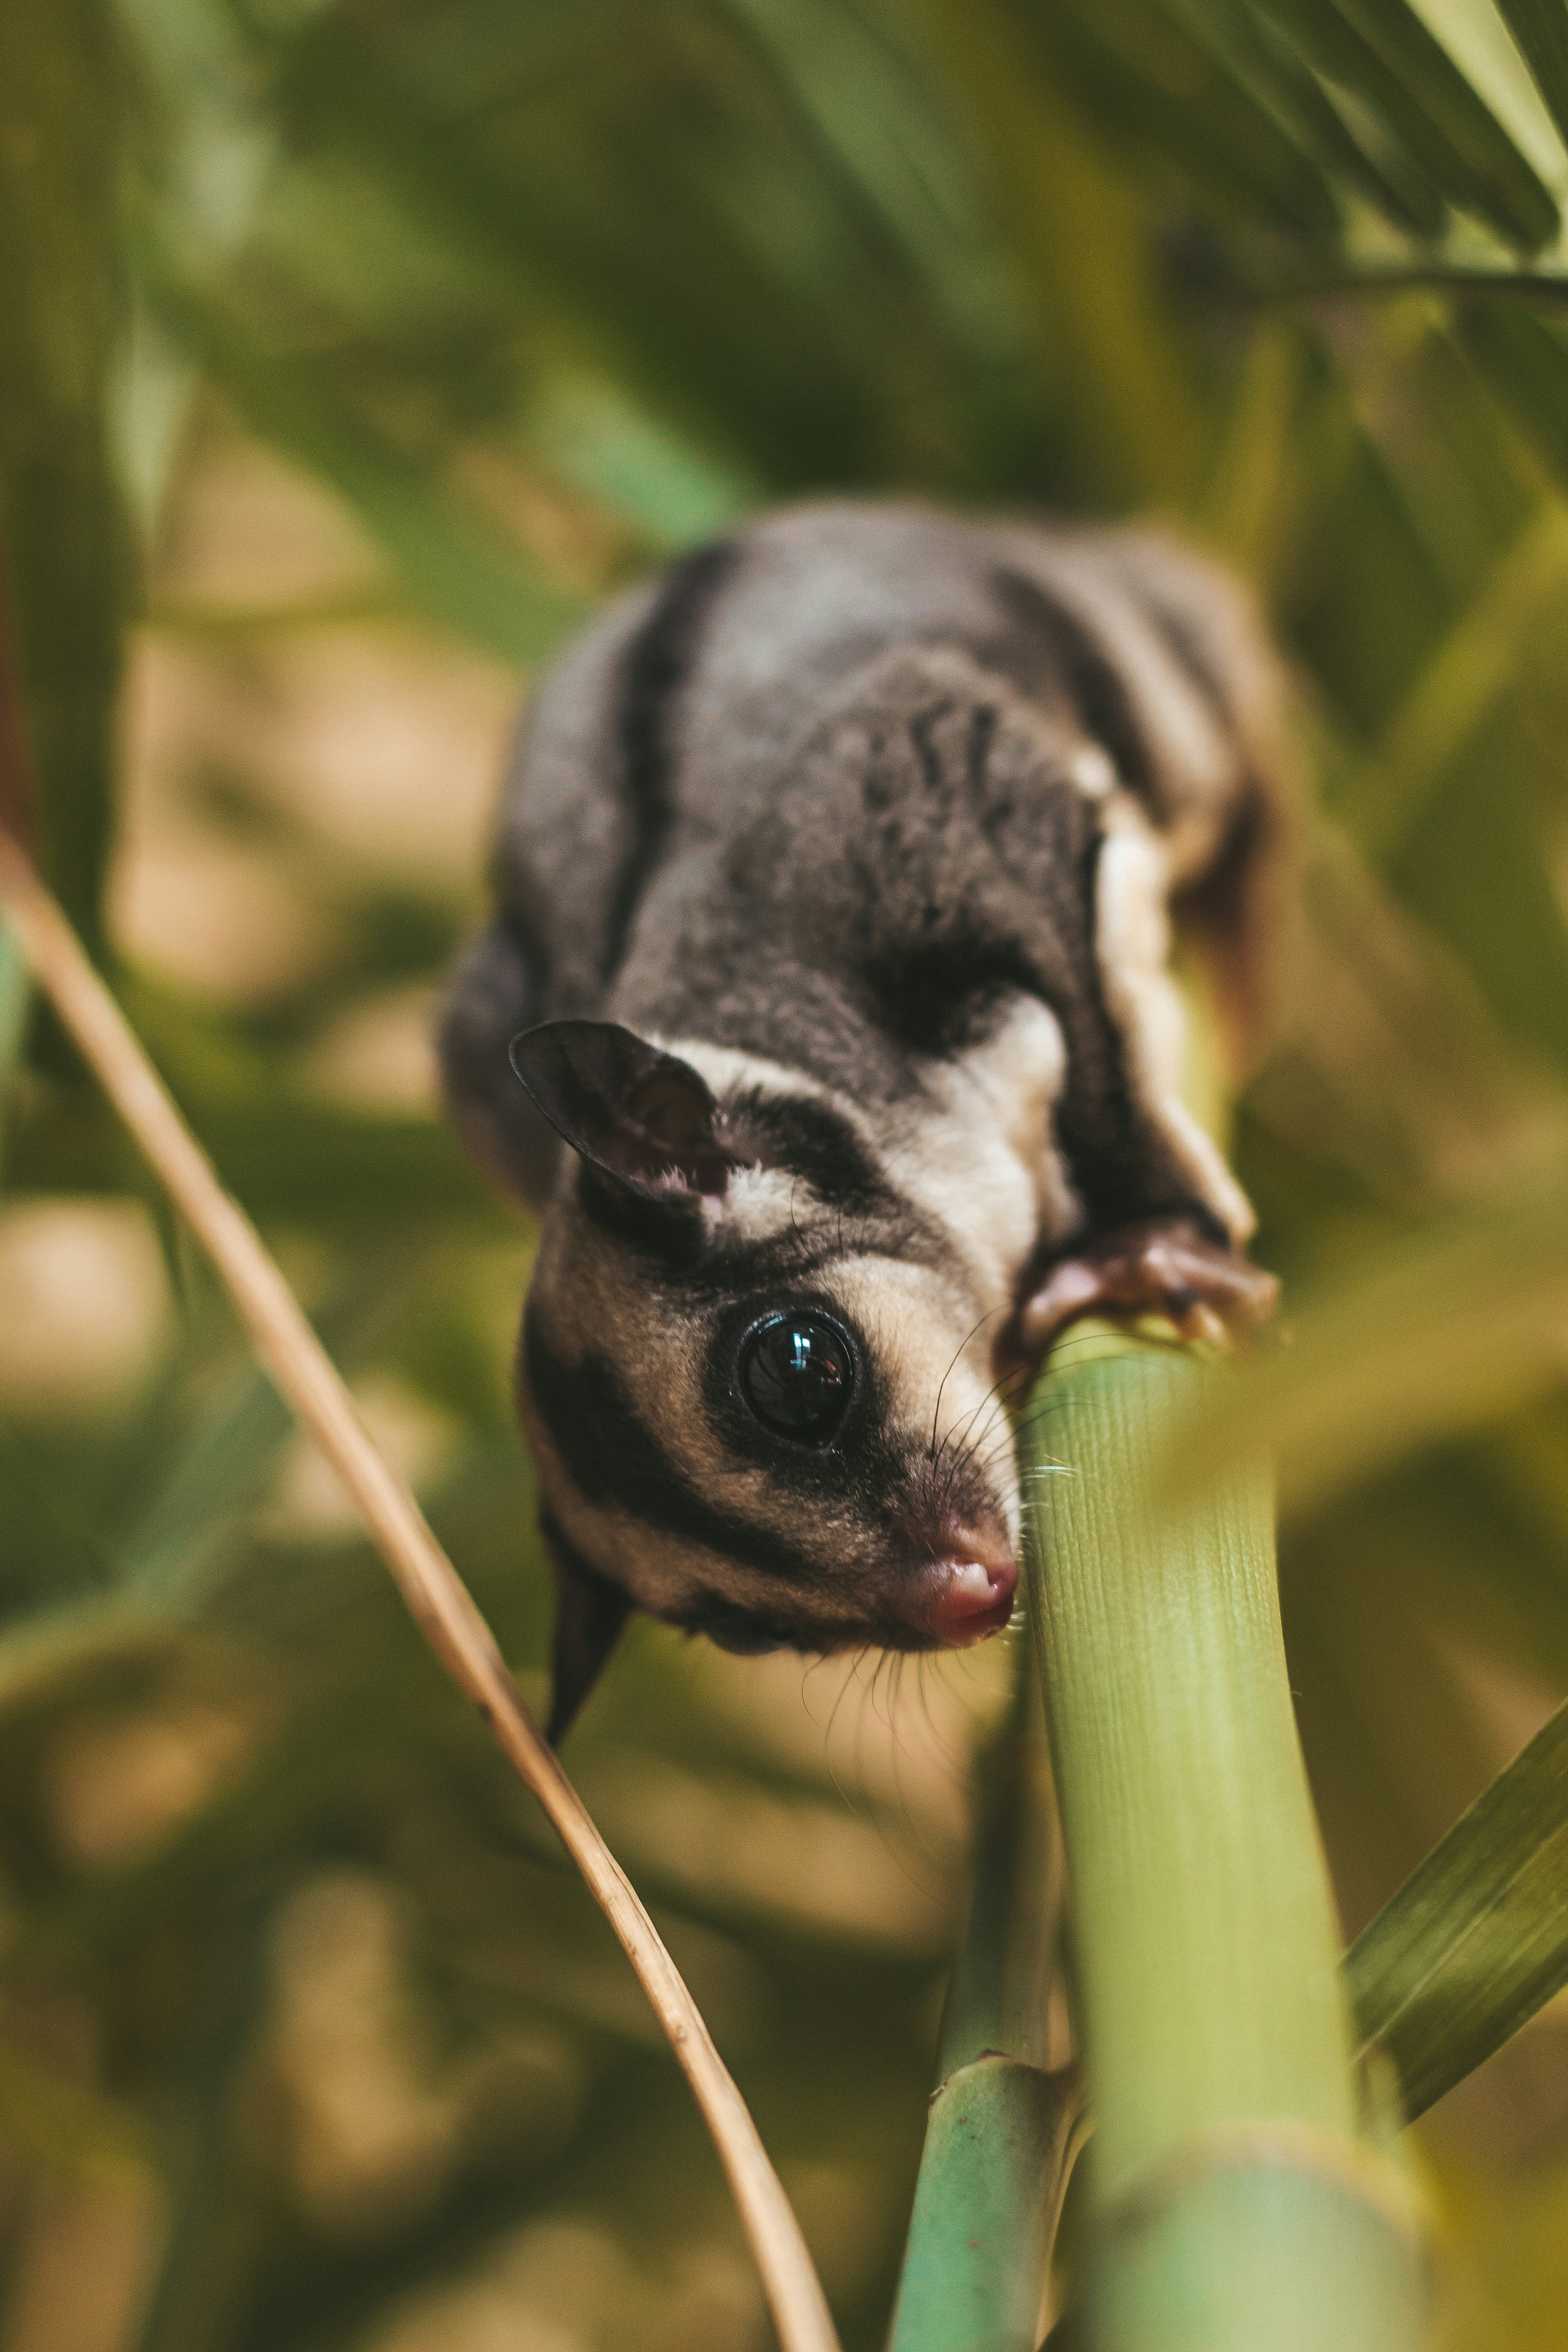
[542,1516,632,1746]
[509,1020,740,1206]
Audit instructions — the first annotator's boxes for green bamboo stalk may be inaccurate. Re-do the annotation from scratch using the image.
[1023,1327,1425,2350]
[889,1661,1085,2352]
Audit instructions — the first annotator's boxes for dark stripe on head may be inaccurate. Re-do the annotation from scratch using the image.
[686,1225,948,1301]
[601,539,740,984]
[727,1090,904,1219]
[567,1166,943,1298]
[988,567,1157,813]
[568,1080,950,1286]
[524,1310,822,1586]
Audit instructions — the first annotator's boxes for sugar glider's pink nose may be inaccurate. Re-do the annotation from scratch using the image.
[927,1544,1018,1646]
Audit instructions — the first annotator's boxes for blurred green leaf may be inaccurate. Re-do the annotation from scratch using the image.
[116,1377,303,1605]
[143,261,587,667]
[1254,0,1559,250]
[0,1,132,952]
[0,2026,147,2172]
[1494,0,1568,162]
[193,1102,503,1227]
[1390,707,1568,1086]
[265,7,925,491]
[1463,305,1568,500]
[1283,342,1461,730]
[718,0,1018,345]
[1177,1172,1568,1514]
[1248,822,1568,1215]
[1034,0,1343,242]
[1344,1693,1568,2121]
[9,1080,503,1228]
[1334,502,1568,857]
[527,377,754,550]
[1215,0,1447,235]
[922,0,1207,506]
[128,1884,278,2352]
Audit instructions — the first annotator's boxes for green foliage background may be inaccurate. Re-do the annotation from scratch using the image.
[5,1,1568,2346]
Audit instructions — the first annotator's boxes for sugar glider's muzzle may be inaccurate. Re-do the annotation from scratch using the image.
[905,1515,1018,1647]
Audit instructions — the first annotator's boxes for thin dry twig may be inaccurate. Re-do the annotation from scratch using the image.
[0,833,840,2352]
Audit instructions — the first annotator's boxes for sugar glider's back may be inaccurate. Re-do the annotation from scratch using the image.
[442,500,1286,1210]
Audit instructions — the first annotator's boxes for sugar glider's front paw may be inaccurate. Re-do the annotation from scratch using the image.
[1010,1216,1279,1362]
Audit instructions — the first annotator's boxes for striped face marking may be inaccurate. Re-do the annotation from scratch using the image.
[514,964,1249,1687]
[516,1034,1029,1666]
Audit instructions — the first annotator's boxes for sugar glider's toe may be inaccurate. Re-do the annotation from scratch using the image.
[1011,1216,1279,1361]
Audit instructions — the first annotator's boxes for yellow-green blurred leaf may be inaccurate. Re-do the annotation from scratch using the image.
[0,1,131,951]
[1178,1174,1568,1514]
[922,0,1207,506]
[1496,0,1568,160]
[1345,1694,1568,2120]
[144,263,587,667]
[1255,0,1559,249]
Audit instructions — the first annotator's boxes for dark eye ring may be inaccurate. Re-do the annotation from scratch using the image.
[738,1311,856,1446]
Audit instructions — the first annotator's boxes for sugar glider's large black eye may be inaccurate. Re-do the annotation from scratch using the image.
[739,1312,855,1445]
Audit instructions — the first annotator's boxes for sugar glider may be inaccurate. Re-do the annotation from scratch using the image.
[440,503,1285,1740]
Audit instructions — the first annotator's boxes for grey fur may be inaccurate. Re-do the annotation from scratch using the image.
[440,500,1287,1735]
